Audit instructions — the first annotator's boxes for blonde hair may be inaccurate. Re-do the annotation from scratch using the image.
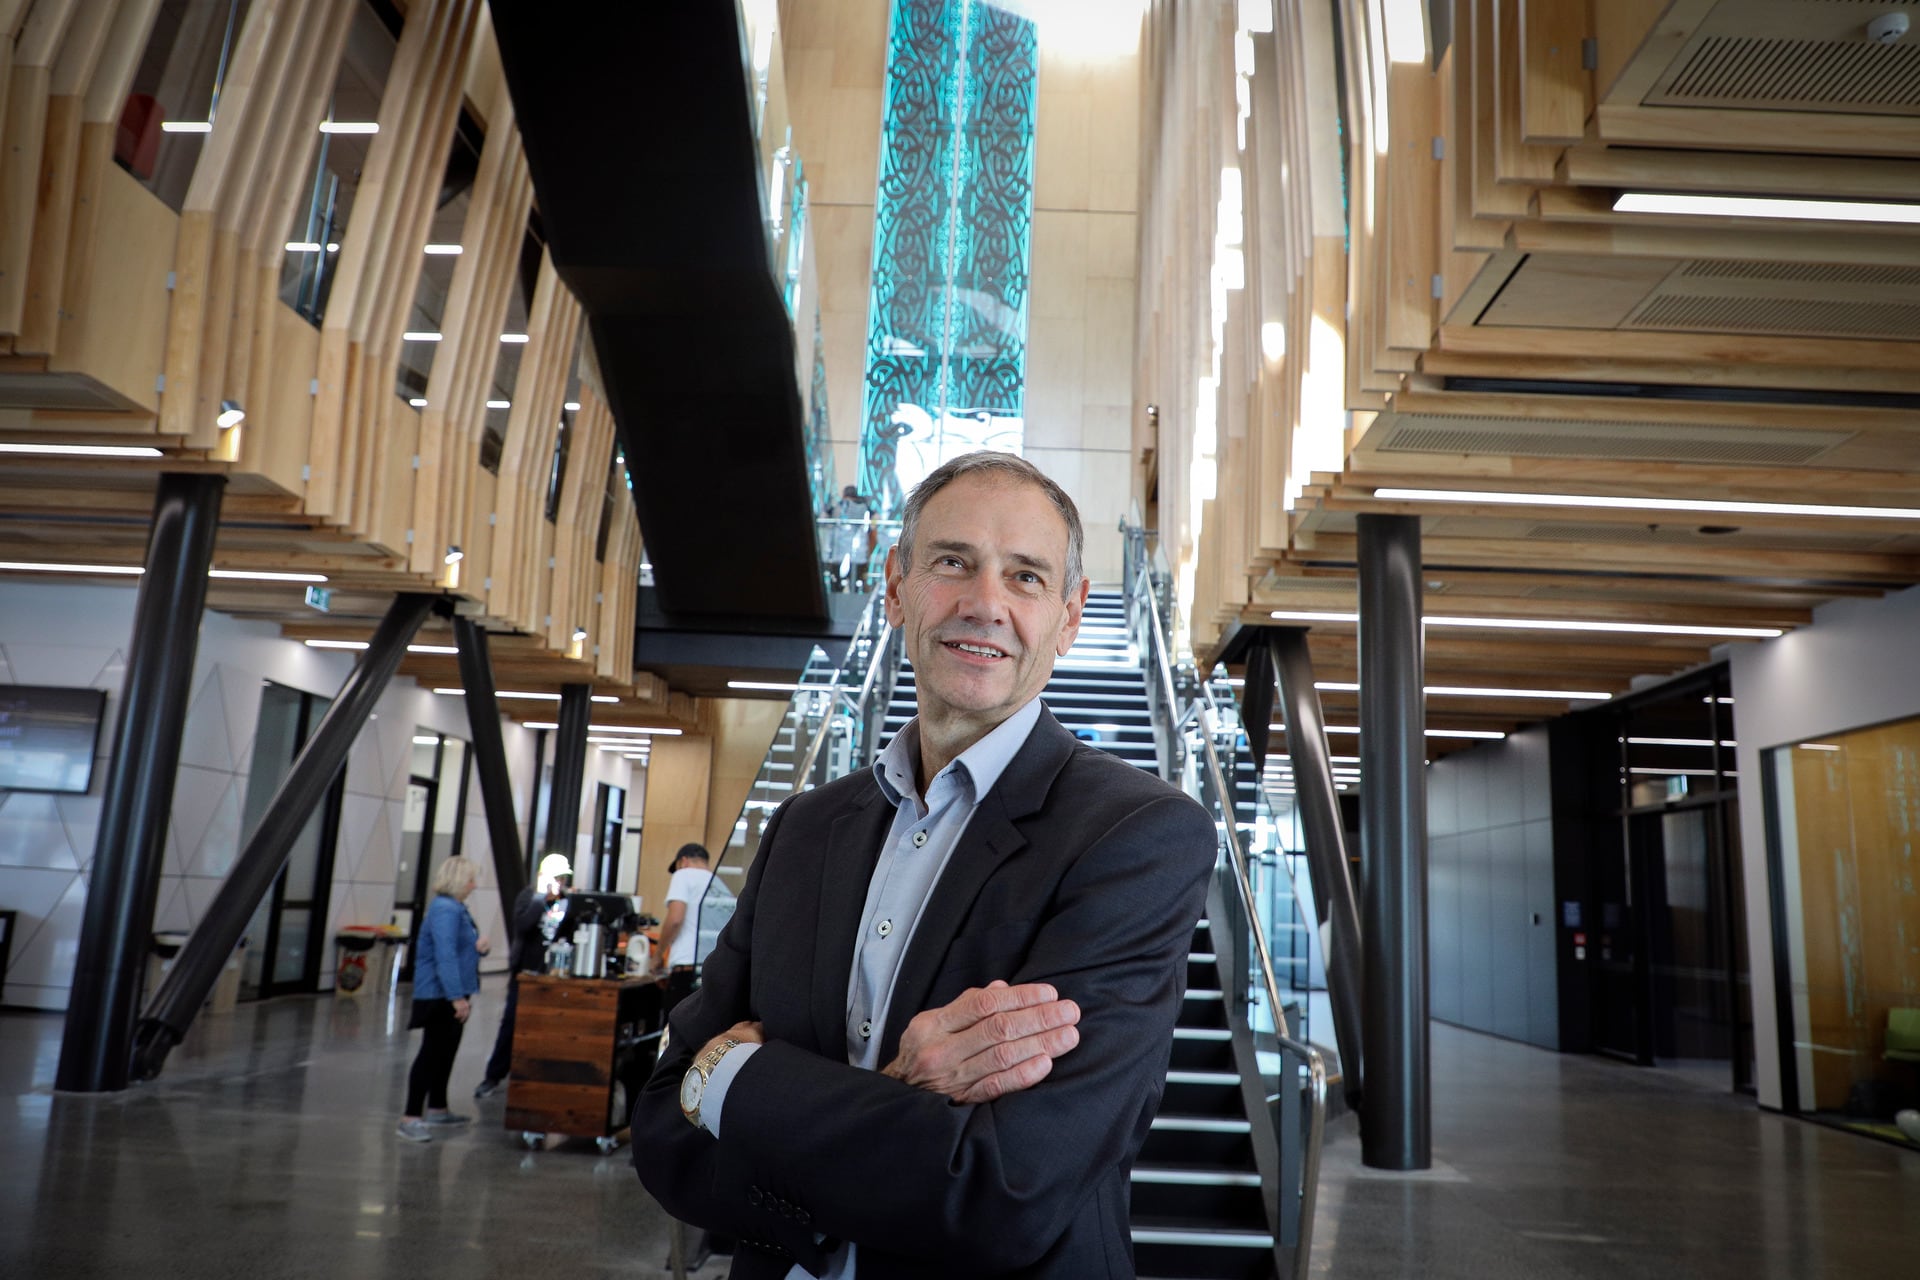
[430,855,479,898]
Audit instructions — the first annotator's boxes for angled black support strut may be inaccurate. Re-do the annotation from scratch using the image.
[56,473,225,1094]
[129,593,436,1081]
[1268,627,1367,1113]
[452,614,528,903]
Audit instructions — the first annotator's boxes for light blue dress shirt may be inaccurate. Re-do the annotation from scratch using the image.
[696,696,1046,1278]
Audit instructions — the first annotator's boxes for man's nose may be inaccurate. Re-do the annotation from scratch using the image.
[954,572,1012,625]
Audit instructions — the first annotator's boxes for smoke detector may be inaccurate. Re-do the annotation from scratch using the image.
[1866,12,1910,44]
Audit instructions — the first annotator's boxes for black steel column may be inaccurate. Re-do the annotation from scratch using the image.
[1268,629,1366,1112]
[1357,513,1429,1170]
[129,593,435,1081]
[452,615,528,904]
[57,474,225,1093]
[544,684,593,863]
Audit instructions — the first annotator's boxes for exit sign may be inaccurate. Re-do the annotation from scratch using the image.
[304,586,332,612]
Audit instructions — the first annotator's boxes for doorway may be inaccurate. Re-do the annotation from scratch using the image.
[393,731,470,980]
[1586,668,1754,1092]
[237,683,344,1000]
[588,782,624,892]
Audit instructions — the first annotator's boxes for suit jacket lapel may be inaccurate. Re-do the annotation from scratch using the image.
[810,779,892,1060]
[877,710,1079,1064]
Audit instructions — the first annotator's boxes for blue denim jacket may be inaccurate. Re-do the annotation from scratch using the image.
[414,893,480,1001]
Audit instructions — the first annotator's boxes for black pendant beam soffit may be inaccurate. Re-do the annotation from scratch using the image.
[489,0,828,650]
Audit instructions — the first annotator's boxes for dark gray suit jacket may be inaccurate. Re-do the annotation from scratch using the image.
[634,709,1216,1277]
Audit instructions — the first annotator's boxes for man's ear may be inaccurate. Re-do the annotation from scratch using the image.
[1056,577,1090,656]
[882,545,905,625]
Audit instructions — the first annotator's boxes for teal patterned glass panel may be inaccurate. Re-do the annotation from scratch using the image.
[859,0,1037,518]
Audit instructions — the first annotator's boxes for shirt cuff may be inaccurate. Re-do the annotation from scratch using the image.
[697,1041,760,1139]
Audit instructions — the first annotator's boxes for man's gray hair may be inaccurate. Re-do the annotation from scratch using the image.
[896,451,1084,597]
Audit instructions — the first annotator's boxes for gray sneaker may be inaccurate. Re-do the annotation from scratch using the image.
[395,1120,433,1143]
[424,1110,471,1126]
[473,1079,503,1099]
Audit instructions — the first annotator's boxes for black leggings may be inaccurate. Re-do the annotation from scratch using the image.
[406,1000,466,1115]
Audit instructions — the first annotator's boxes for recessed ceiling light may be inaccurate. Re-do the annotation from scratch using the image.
[1627,737,1734,748]
[423,244,463,255]
[1268,724,1508,740]
[486,400,510,410]
[1372,486,1920,522]
[0,560,143,576]
[1613,191,1920,226]
[591,695,619,703]
[500,333,530,344]
[161,120,212,133]
[1266,609,1781,639]
[318,121,379,135]
[402,332,442,342]
[408,397,428,408]
[285,241,323,253]
[564,401,582,412]
[728,681,806,691]
[0,442,163,458]
[210,569,325,582]
[433,688,562,700]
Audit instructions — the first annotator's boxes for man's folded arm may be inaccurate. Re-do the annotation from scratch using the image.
[713,794,1217,1270]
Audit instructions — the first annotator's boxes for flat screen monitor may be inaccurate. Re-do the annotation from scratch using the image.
[0,685,107,795]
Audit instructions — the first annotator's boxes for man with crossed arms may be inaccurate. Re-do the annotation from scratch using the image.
[635,452,1216,1276]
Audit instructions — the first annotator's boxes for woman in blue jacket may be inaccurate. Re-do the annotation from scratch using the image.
[397,855,490,1142]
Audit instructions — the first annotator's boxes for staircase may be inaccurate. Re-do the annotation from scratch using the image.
[886,591,1282,1277]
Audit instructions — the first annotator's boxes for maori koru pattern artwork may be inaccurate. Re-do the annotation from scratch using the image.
[859,0,1037,518]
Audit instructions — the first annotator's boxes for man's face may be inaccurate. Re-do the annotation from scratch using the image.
[884,473,1086,739]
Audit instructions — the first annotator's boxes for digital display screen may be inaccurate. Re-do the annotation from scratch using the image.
[0,685,107,795]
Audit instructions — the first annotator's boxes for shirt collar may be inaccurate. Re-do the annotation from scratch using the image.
[874,695,1045,809]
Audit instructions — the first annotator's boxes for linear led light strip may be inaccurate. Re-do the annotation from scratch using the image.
[432,687,618,704]
[0,443,163,458]
[1614,191,1920,226]
[1266,610,1782,639]
[1372,486,1920,523]
[305,640,458,655]
[1223,676,1610,700]
[0,561,325,583]
[523,722,682,736]
[1267,723,1508,741]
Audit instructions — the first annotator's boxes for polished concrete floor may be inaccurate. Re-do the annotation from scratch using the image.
[2,982,1915,1279]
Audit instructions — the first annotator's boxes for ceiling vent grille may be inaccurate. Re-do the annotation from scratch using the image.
[1678,260,1920,288]
[1372,414,1852,466]
[1656,34,1920,114]
[1524,522,1884,551]
[1625,292,1920,339]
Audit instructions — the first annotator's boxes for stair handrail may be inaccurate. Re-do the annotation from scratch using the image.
[1126,531,1325,1280]
[695,586,892,963]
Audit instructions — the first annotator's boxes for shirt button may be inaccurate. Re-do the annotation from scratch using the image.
[877,919,893,938]
[859,1020,872,1039]
[912,830,928,848]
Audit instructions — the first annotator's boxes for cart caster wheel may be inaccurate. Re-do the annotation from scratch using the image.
[521,1131,545,1149]
[596,1135,620,1155]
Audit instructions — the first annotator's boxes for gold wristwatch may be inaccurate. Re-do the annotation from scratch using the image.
[679,1036,741,1129]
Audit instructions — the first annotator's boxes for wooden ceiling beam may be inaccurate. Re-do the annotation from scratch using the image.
[1560,143,1920,204]
[1414,348,1920,396]
[1286,534,1920,585]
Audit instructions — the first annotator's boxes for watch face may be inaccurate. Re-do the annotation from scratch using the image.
[680,1067,705,1116]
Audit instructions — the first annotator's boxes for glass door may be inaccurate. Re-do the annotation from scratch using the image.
[237,683,343,1000]
[394,732,469,981]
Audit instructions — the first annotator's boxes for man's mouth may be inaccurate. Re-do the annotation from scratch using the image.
[943,640,1009,660]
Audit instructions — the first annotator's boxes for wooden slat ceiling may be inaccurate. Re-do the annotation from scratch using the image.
[1213,0,1920,751]
[0,1,683,734]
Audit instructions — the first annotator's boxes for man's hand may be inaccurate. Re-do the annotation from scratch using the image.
[882,980,1080,1104]
[452,996,471,1023]
[697,1021,765,1061]
[475,934,491,956]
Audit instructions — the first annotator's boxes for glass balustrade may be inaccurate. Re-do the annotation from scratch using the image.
[694,589,900,961]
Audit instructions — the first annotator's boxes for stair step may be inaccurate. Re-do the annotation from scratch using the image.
[1150,1116,1251,1133]
[1131,1225,1274,1248]
[1131,1167,1262,1187]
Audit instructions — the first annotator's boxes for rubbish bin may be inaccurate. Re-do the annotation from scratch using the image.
[144,931,244,1013]
[143,931,190,1005]
[334,927,380,997]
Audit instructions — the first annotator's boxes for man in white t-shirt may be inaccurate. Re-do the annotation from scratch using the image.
[656,843,716,1016]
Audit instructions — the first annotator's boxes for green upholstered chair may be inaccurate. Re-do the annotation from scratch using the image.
[1887,1008,1920,1065]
